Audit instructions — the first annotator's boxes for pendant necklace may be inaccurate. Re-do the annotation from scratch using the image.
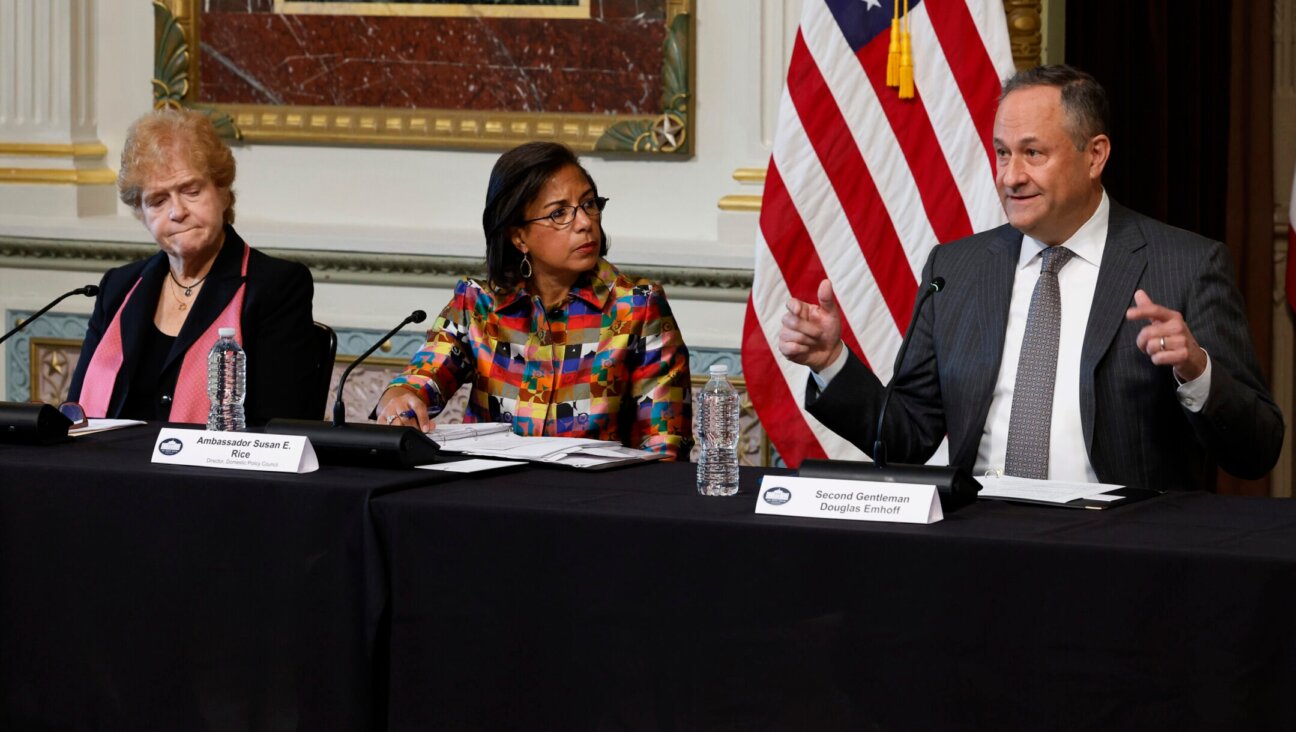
[169,268,209,298]
[166,278,192,311]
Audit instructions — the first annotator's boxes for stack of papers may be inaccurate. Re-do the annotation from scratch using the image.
[428,424,663,470]
[977,475,1125,504]
[70,419,147,437]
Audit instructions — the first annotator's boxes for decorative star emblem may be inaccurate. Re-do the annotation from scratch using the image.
[862,0,882,9]
[651,113,685,152]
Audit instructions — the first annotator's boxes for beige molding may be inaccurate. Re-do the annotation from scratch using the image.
[0,235,755,302]
[0,142,110,159]
[0,168,117,185]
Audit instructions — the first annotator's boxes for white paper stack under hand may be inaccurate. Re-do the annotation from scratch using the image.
[429,425,662,470]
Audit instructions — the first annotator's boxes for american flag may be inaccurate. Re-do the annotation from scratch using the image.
[741,0,1016,467]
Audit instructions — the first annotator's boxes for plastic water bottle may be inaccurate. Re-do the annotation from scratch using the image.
[696,364,740,496]
[207,327,246,431]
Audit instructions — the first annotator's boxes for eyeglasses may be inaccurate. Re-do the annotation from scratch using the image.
[58,401,88,429]
[521,197,609,227]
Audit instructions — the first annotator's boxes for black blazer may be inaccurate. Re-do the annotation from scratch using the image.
[68,226,318,424]
[806,201,1284,491]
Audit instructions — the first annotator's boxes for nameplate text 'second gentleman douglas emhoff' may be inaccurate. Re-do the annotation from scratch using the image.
[755,476,942,524]
[151,428,319,474]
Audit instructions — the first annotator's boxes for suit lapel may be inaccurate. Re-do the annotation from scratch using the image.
[959,226,1020,464]
[1079,202,1147,450]
[166,226,246,371]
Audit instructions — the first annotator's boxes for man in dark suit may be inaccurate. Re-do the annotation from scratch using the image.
[778,64,1282,490]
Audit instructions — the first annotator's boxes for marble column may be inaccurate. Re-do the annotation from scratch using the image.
[0,0,115,216]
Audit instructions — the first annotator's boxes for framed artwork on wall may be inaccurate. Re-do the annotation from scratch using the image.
[153,0,694,155]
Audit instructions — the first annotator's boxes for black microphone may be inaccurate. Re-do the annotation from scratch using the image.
[266,309,439,468]
[0,285,99,346]
[332,309,426,426]
[799,275,981,512]
[874,277,944,467]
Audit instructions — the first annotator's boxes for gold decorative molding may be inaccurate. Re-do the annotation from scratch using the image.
[717,195,763,212]
[0,168,117,185]
[275,0,591,19]
[0,142,115,186]
[0,143,110,159]
[732,168,768,183]
[224,107,619,151]
[1004,0,1043,71]
[29,338,82,404]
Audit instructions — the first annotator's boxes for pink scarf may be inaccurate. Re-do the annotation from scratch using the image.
[79,244,249,423]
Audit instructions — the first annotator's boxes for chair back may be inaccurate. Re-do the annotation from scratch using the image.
[310,321,338,418]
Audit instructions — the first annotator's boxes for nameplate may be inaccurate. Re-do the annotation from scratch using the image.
[755,476,942,524]
[151,428,319,474]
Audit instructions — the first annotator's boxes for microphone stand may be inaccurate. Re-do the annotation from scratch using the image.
[266,310,442,468]
[799,277,982,511]
[0,285,101,445]
[0,285,99,346]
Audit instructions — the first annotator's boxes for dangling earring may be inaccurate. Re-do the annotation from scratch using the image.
[519,253,532,279]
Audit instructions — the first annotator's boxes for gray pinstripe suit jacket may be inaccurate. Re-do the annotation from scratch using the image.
[806,202,1284,491]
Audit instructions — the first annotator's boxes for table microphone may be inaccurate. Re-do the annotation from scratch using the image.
[266,309,439,468]
[874,277,944,467]
[799,275,982,512]
[0,285,99,346]
[332,309,426,426]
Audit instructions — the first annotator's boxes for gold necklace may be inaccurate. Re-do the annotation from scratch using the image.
[166,277,192,312]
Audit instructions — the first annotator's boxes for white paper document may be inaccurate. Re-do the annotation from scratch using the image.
[427,422,514,446]
[977,475,1125,504]
[430,427,662,469]
[70,419,147,436]
[417,458,526,473]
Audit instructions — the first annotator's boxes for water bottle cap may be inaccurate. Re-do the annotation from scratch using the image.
[218,327,236,337]
[708,364,729,375]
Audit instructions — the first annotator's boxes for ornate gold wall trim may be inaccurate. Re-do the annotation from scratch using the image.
[0,235,754,301]
[221,106,623,151]
[0,143,110,159]
[717,195,763,212]
[275,0,591,19]
[0,168,117,185]
[1005,0,1044,70]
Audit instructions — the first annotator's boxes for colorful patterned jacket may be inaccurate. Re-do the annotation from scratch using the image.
[387,259,693,459]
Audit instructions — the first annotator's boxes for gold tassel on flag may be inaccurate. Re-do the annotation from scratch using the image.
[886,0,901,87]
[898,0,915,99]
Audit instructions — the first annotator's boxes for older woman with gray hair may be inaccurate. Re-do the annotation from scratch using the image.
[68,108,317,424]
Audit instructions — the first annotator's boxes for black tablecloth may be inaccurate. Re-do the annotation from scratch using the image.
[372,462,1296,732]
[0,424,450,732]
[6,430,1296,731]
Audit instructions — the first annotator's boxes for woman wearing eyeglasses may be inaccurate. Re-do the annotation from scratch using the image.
[375,142,693,459]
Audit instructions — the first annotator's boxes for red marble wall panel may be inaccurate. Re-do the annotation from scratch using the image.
[196,3,672,113]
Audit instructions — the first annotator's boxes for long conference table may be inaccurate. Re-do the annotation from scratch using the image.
[2,424,1295,731]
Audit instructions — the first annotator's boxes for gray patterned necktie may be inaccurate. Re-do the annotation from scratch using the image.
[1005,245,1076,479]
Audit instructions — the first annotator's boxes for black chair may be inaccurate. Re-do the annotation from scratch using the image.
[309,321,338,418]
